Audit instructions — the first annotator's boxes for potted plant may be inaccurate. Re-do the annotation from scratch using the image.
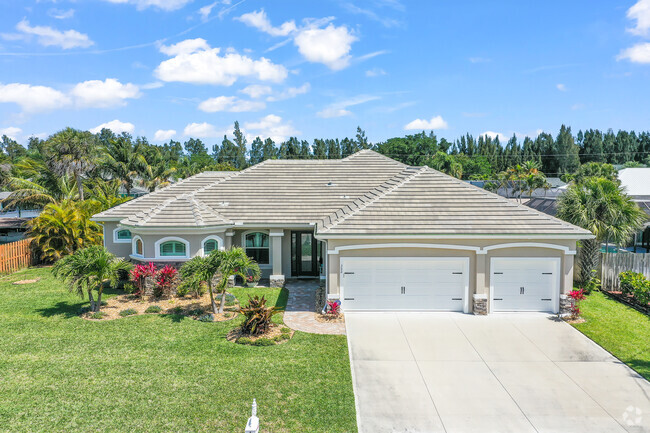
[245,273,259,288]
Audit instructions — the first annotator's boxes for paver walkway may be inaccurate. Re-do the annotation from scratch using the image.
[283,279,346,335]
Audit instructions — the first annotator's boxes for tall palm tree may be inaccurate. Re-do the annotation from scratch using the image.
[46,128,99,200]
[99,135,147,195]
[52,246,133,312]
[141,150,176,192]
[557,177,646,284]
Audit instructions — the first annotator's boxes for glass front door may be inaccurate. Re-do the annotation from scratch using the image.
[291,231,320,277]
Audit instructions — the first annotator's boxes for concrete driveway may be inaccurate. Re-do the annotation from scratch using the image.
[346,312,650,433]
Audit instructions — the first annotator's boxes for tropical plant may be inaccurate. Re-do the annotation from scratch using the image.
[130,262,157,296]
[619,271,650,306]
[155,265,178,298]
[98,133,148,195]
[238,295,280,336]
[212,248,260,313]
[567,288,586,318]
[46,128,99,200]
[557,177,646,285]
[28,200,103,262]
[179,254,221,313]
[52,245,133,312]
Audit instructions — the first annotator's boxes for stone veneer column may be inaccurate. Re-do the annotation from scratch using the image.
[269,229,285,287]
[473,252,488,315]
[559,253,575,316]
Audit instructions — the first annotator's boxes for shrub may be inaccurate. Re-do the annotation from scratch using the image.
[325,300,341,315]
[130,262,156,297]
[177,278,206,298]
[567,288,586,317]
[619,271,640,295]
[145,305,162,314]
[224,293,237,307]
[155,265,178,298]
[619,271,650,305]
[280,327,291,334]
[89,311,106,320]
[236,337,252,345]
[252,338,274,346]
[188,308,205,317]
[175,284,189,297]
[170,306,183,315]
[198,313,214,322]
[223,312,232,318]
[239,295,280,336]
[119,308,137,317]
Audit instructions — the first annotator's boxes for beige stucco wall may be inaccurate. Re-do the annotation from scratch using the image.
[102,222,134,259]
[325,238,578,312]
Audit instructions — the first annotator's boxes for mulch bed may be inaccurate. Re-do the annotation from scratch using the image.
[226,324,294,345]
[83,292,239,321]
[603,290,650,316]
[563,317,586,324]
[315,313,345,324]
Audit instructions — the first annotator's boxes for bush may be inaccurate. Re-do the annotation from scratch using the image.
[252,338,274,346]
[280,327,291,334]
[272,334,290,342]
[119,308,137,317]
[239,295,280,336]
[123,281,137,294]
[224,293,237,307]
[236,337,252,345]
[177,278,206,298]
[154,265,178,298]
[618,271,650,306]
[198,313,214,322]
[170,306,183,315]
[130,262,156,297]
[89,311,106,319]
[175,284,189,297]
[145,305,162,314]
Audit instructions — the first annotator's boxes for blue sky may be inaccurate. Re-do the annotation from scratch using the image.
[1,0,650,146]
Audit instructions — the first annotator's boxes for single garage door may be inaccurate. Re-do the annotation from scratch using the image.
[340,257,469,312]
[491,257,560,313]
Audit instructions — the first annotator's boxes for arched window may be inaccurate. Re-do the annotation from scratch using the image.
[113,227,132,243]
[245,232,269,264]
[160,241,186,257]
[132,236,144,257]
[204,239,219,254]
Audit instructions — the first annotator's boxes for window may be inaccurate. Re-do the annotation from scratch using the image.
[116,229,132,240]
[245,232,269,264]
[160,241,186,257]
[204,239,219,254]
[134,238,143,256]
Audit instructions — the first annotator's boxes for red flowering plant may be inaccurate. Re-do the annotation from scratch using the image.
[130,262,157,297]
[325,300,341,316]
[567,288,586,318]
[155,265,178,298]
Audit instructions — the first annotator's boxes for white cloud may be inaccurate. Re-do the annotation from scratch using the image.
[244,114,299,142]
[468,57,491,63]
[154,129,176,141]
[404,115,448,130]
[199,2,217,21]
[48,8,75,19]
[627,0,650,36]
[90,119,135,134]
[617,42,650,63]
[198,96,265,112]
[236,9,297,36]
[366,68,387,77]
[183,122,219,138]
[317,94,379,118]
[266,83,310,101]
[101,0,192,11]
[2,19,93,49]
[0,83,71,112]
[240,84,272,98]
[0,127,22,140]
[294,23,357,70]
[155,39,288,85]
[71,78,141,108]
[480,131,507,142]
[556,83,567,91]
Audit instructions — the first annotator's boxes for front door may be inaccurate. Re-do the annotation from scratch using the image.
[291,231,319,277]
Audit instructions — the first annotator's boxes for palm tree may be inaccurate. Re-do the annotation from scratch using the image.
[557,177,646,284]
[179,248,260,314]
[28,199,103,262]
[141,149,176,192]
[46,128,99,200]
[99,134,147,195]
[52,246,133,312]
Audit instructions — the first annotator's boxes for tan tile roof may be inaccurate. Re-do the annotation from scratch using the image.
[93,150,591,237]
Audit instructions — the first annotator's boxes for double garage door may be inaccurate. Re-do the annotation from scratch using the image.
[341,257,469,312]
[340,256,560,313]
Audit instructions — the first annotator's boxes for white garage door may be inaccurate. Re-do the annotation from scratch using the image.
[341,257,469,312]
[491,258,560,313]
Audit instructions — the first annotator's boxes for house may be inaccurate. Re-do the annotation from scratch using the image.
[0,191,40,243]
[92,150,592,314]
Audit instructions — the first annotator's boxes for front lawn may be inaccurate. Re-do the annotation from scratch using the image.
[0,267,356,432]
[572,290,650,380]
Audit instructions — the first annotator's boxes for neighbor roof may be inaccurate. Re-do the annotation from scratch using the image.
[93,150,591,238]
[618,168,650,197]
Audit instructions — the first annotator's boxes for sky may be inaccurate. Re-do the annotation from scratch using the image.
[1,0,650,146]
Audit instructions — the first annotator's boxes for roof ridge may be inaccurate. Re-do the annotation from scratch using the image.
[417,166,591,234]
[318,166,424,232]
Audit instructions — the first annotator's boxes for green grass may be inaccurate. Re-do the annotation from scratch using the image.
[0,268,357,432]
[572,290,650,380]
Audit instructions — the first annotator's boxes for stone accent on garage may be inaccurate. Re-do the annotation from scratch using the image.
[473,294,488,315]
[270,275,285,288]
[559,294,573,317]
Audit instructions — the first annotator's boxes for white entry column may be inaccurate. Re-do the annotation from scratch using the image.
[269,229,285,287]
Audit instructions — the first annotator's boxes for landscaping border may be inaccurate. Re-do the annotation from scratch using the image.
[602,290,650,316]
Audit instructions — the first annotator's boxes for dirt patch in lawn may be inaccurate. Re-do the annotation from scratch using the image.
[84,292,239,321]
[564,317,586,324]
[226,323,294,345]
[12,278,41,285]
[315,313,345,324]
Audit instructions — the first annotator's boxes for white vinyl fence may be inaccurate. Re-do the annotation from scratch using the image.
[600,252,650,292]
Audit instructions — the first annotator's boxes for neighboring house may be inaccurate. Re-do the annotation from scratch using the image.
[93,150,592,315]
[525,167,650,251]
[0,191,39,243]
[469,177,566,200]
